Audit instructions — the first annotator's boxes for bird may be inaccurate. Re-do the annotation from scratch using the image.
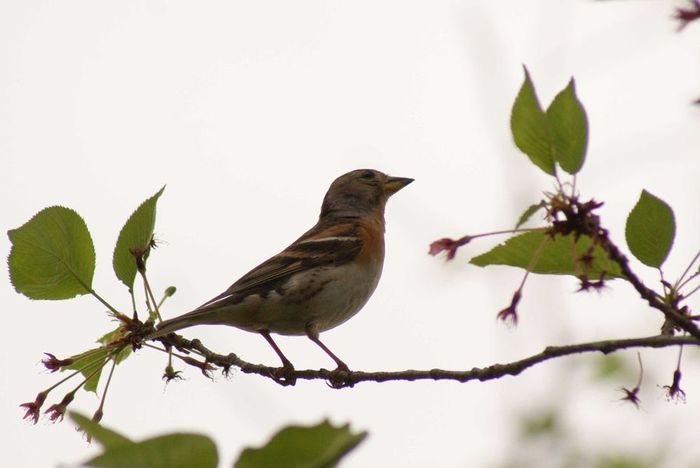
[149,169,413,375]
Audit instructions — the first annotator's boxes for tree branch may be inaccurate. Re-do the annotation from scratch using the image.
[158,333,699,388]
[598,231,700,339]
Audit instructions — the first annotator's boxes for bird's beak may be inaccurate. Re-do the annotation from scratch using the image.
[384,176,414,195]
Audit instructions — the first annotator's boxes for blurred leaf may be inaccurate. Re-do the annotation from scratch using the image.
[64,347,112,394]
[8,206,95,300]
[591,354,634,382]
[593,454,657,468]
[515,202,546,229]
[85,433,217,468]
[511,66,556,175]
[519,408,561,439]
[235,420,367,468]
[70,412,133,449]
[113,186,165,289]
[625,190,675,268]
[71,412,217,468]
[470,231,622,277]
[546,78,588,174]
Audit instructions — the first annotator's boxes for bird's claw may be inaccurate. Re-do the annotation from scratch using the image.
[270,364,297,386]
[326,364,354,389]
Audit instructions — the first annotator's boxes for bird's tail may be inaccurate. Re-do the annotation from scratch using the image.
[146,308,216,340]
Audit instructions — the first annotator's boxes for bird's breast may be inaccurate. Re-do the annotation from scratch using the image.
[256,258,383,335]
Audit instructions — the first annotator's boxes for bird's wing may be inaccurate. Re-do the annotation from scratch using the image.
[196,220,363,310]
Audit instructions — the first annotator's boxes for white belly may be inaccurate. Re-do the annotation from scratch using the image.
[251,260,383,335]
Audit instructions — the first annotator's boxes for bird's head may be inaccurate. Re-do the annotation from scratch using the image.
[320,169,413,219]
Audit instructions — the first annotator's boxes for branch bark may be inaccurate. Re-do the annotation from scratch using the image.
[158,333,699,388]
[601,238,700,339]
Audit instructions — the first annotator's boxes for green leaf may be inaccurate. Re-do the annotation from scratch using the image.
[470,231,622,278]
[63,347,112,394]
[86,433,218,468]
[511,66,556,175]
[71,412,218,468]
[235,420,367,468]
[8,206,95,300]
[113,186,165,289]
[625,190,675,268]
[515,202,546,229]
[70,412,133,450]
[97,328,132,364]
[546,78,588,174]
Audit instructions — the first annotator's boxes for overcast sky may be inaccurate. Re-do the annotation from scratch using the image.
[2,1,700,467]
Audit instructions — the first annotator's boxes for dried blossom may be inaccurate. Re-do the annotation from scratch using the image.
[497,290,521,326]
[428,236,471,260]
[44,392,76,423]
[163,364,183,382]
[620,386,641,408]
[42,353,74,372]
[577,275,607,293]
[181,356,216,378]
[663,369,687,403]
[19,392,47,424]
[675,1,700,30]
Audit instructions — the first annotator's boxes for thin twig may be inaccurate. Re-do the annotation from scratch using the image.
[601,238,700,338]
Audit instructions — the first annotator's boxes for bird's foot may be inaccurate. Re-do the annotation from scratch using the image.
[270,363,297,386]
[326,363,354,389]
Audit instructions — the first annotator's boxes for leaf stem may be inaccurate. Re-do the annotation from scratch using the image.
[89,289,120,315]
[675,250,700,290]
[471,227,545,240]
[678,272,700,293]
[129,289,137,317]
[44,354,110,395]
[95,357,118,418]
[683,282,700,300]
[518,234,551,290]
[140,271,163,322]
[634,352,644,389]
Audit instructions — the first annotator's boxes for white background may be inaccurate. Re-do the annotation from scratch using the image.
[2,1,699,467]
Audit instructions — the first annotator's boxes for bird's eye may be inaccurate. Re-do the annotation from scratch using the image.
[360,170,375,180]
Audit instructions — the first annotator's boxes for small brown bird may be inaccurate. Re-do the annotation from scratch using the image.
[151,169,413,373]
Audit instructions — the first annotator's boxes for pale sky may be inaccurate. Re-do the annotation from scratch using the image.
[2,1,700,467]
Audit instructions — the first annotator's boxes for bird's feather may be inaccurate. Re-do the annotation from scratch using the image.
[152,221,364,336]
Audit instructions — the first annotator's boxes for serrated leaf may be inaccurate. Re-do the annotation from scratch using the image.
[8,206,95,300]
[546,78,588,174]
[470,231,622,278]
[113,186,165,289]
[70,412,133,450]
[511,66,556,175]
[85,433,218,468]
[63,347,112,394]
[515,202,546,229]
[625,190,675,268]
[235,420,367,468]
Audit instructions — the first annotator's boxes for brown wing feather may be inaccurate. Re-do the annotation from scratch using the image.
[152,220,364,337]
[194,220,362,310]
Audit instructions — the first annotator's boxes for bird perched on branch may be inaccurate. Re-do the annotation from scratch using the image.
[150,169,413,375]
